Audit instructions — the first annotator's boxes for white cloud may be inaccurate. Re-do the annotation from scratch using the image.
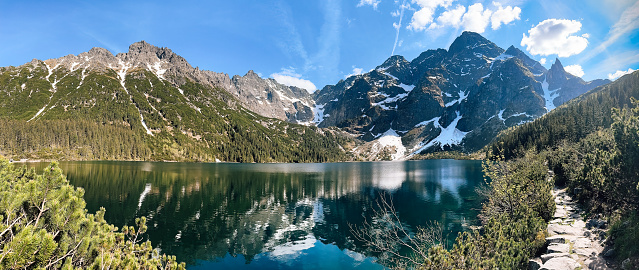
[346,66,365,78]
[490,2,521,30]
[433,5,465,28]
[358,0,381,9]
[271,68,317,93]
[564,64,585,77]
[608,68,636,80]
[461,3,493,33]
[410,1,521,33]
[539,58,547,65]
[521,19,589,57]
[407,0,454,31]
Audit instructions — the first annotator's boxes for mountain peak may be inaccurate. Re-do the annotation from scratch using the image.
[378,55,409,70]
[448,31,493,54]
[244,70,260,78]
[551,58,564,71]
[87,47,114,58]
[504,45,522,55]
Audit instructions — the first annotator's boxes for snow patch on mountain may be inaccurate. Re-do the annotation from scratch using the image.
[445,90,469,107]
[312,104,326,126]
[410,112,468,155]
[370,129,406,161]
[541,76,560,112]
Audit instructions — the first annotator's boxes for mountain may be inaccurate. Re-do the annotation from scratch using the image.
[312,31,610,160]
[0,33,612,162]
[487,69,639,159]
[0,42,351,162]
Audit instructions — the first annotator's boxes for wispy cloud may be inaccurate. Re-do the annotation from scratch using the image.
[391,0,408,56]
[581,1,639,62]
[521,19,589,57]
[357,0,381,9]
[273,0,342,87]
[595,49,639,79]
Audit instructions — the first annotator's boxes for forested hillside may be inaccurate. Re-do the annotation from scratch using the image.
[0,44,353,163]
[486,71,639,159]
[486,70,639,268]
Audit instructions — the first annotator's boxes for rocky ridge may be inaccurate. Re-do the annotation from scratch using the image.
[15,41,315,125]
[313,32,610,160]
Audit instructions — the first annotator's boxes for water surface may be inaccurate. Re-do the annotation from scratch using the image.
[28,160,485,269]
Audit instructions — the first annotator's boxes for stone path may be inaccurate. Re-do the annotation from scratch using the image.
[529,188,612,270]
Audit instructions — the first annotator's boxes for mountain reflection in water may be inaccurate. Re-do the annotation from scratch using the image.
[27,160,484,269]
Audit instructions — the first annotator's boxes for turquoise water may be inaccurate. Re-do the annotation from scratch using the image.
[27,160,485,269]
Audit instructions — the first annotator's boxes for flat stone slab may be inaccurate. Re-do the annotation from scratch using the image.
[548,224,582,236]
[541,257,580,270]
[573,237,592,248]
[541,253,570,263]
[547,243,571,254]
[572,220,586,229]
[546,235,577,245]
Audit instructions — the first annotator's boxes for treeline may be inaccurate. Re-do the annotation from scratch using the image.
[0,158,185,269]
[487,71,639,159]
[0,116,352,163]
[0,119,151,160]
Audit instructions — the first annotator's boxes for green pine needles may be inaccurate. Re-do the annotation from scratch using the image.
[0,159,185,269]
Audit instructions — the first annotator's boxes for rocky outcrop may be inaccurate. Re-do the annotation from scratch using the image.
[530,188,612,270]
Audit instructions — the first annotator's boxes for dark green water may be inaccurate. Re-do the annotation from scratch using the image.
[27,160,485,269]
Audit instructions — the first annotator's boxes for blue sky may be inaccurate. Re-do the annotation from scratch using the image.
[1,0,638,92]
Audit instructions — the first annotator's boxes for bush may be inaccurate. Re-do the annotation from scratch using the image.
[0,158,185,269]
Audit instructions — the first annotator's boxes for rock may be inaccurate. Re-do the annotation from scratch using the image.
[545,235,577,245]
[587,219,607,229]
[573,247,597,257]
[622,258,633,270]
[573,237,592,248]
[554,208,567,218]
[603,248,615,257]
[548,224,582,236]
[587,256,611,270]
[547,243,571,254]
[541,253,570,263]
[550,219,562,224]
[572,220,586,229]
[529,258,543,270]
[541,257,580,270]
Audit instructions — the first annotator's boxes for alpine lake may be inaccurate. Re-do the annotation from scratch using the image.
[26,159,486,269]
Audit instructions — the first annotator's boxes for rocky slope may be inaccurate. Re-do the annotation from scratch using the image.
[0,42,350,162]
[313,31,610,160]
